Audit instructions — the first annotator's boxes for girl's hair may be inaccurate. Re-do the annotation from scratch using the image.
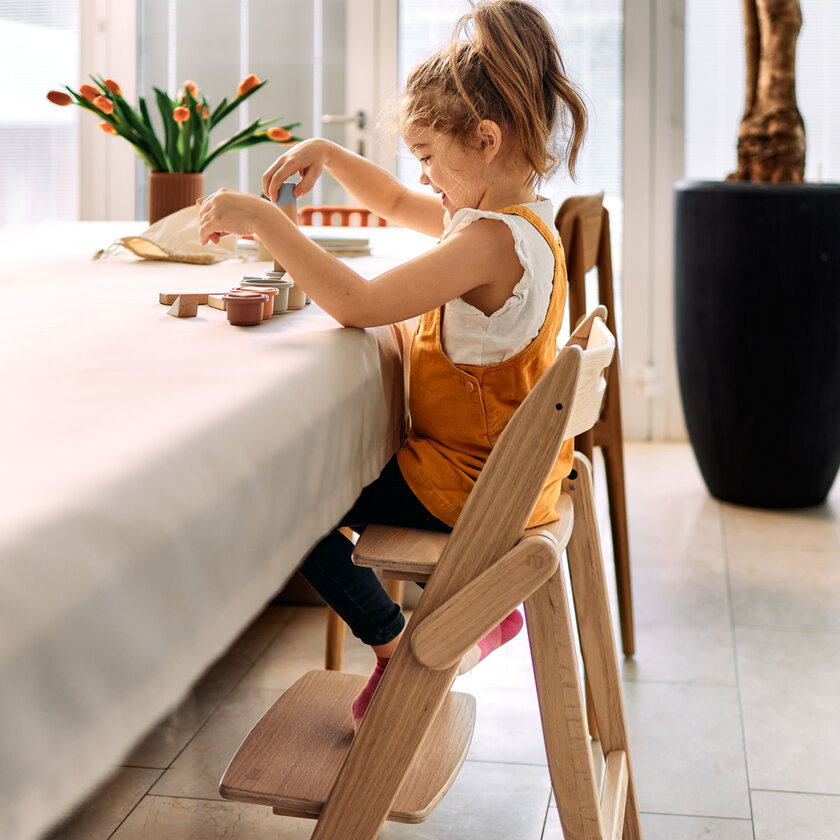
[399,0,587,182]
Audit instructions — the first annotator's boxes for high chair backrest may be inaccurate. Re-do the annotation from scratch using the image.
[427,305,613,595]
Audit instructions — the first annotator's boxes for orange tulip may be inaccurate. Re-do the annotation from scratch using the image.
[184,80,198,97]
[98,122,117,135]
[104,78,122,96]
[93,95,114,114]
[237,74,260,97]
[202,105,209,119]
[267,127,292,142]
[47,90,72,106]
[173,106,190,123]
[79,84,99,101]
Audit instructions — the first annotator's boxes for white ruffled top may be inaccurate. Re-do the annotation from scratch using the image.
[439,197,556,366]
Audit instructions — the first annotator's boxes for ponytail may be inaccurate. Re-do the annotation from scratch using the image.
[400,0,587,181]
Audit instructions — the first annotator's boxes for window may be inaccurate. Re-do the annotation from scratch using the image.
[0,1,80,229]
[136,0,348,216]
[686,0,839,182]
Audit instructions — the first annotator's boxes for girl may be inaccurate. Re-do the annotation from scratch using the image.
[199,0,586,728]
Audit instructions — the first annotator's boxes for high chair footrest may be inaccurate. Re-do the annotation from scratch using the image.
[219,669,476,824]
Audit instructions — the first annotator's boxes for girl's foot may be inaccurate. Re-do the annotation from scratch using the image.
[351,655,390,731]
[352,610,524,729]
[458,608,524,674]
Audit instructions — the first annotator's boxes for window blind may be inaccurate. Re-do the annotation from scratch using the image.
[0,1,80,229]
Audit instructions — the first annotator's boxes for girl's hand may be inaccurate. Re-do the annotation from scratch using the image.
[198,189,271,245]
[262,138,332,203]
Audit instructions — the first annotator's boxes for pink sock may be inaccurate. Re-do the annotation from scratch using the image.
[460,609,524,674]
[351,655,390,727]
[477,608,524,661]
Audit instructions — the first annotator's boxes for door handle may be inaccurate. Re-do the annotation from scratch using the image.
[322,110,367,130]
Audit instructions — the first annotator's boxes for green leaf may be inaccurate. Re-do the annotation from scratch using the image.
[209,79,267,129]
[154,87,178,171]
[200,116,266,170]
[138,96,171,170]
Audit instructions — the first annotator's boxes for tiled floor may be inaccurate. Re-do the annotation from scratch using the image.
[43,443,840,840]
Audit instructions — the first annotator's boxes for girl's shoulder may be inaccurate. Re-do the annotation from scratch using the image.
[441,198,555,246]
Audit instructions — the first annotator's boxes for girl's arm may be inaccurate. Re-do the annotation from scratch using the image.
[263,139,445,238]
[198,192,521,328]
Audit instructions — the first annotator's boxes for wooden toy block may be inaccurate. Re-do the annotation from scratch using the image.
[207,294,227,311]
[159,292,224,305]
[167,294,199,317]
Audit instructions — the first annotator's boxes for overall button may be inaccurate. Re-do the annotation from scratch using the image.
[464,381,476,393]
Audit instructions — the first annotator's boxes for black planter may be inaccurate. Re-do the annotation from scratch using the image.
[674,180,840,508]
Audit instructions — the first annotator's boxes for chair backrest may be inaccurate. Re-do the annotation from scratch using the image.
[298,205,388,227]
[424,306,614,602]
[556,192,604,276]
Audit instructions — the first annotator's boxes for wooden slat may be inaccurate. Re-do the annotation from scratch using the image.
[219,670,475,824]
[526,565,604,839]
[599,751,628,840]
[411,533,560,670]
[564,453,642,840]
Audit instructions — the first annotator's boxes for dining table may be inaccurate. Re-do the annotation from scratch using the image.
[0,219,433,840]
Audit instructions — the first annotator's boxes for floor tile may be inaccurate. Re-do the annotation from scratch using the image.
[752,789,840,840]
[464,684,548,766]
[381,761,550,840]
[621,558,736,686]
[43,767,161,840]
[239,606,375,689]
[729,542,840,631]
[545,808,754,840]
[124,606,294,769]
[638,813,754,840]
[151,685,282,800]
[621,681,750,819]
[721,500,838,551]
[111,795,310,839]
[737,625,840,794]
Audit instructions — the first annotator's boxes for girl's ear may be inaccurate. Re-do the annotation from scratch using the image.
[475,120,502,163]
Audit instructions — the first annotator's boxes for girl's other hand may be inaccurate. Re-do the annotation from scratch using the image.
[198,189,270,246]
[262,138,331,203]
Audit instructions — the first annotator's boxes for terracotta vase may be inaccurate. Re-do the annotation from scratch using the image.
[148,171,204,225]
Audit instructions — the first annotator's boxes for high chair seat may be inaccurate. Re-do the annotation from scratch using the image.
[353,493,574,584]
[220,670,475,823]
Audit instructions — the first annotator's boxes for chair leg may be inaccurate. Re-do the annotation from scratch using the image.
[385,577,404,606]
[564,453,641,840]
[525,568,604,839]
[602,438,635,656]
[324,607,346,671]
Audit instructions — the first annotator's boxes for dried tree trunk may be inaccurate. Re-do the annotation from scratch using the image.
[728,0,805,182]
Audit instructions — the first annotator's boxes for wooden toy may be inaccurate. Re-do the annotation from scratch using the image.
[166,294,199,317]
[207,294,227,311]
[159,292,226,306]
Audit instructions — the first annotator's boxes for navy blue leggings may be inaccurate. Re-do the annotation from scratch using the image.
[299,455,451,646]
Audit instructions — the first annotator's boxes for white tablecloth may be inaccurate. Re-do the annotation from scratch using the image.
[0,222,432,840]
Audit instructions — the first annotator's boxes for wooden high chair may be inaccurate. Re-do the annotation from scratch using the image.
[298,205,389,227]
[556,193,634,657]
[219,308,642,840]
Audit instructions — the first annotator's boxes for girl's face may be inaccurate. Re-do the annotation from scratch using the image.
[407,129,489,219]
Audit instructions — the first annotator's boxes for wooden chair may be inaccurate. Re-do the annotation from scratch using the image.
[298,205,388,227]
[220,308,642,840]
[556,193,634,657]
